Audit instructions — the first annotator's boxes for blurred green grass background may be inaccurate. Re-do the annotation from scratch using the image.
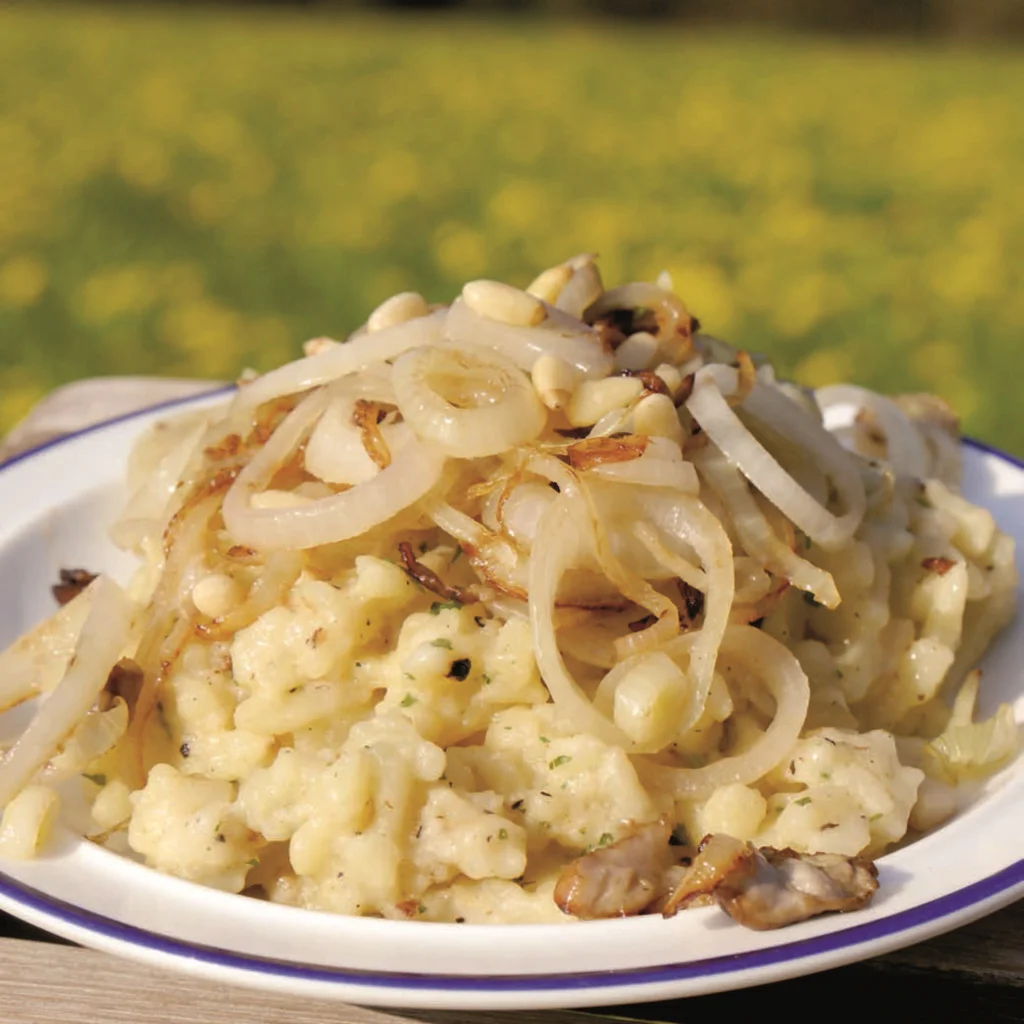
[1,6,1022,451]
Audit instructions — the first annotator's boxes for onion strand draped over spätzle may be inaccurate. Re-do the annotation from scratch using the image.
[0,257,1016,926]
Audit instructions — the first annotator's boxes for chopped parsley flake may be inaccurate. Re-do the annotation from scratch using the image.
[431,638,453,650]
[430,600,462,614]
[497,828,509,840]
[549,755,573,769]
[597,832,614,847]
[400,693,417,707]
[794,796,813,806]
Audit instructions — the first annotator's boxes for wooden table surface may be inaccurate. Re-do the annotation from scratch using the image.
[2,901,1024,1024]
[2,381,1023,1022]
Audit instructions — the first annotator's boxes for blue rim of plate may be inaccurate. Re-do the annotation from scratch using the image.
[0,857,1022,992]
[0,393,1022,994]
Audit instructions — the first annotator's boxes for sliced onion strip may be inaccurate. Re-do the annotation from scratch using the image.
[445,297,613,380]
[687,365,865,551]
[528,493,632,747]
[232,309,444,414]
[695,441,840,608]
[392,344,546,458]
[223,389,446,550]
[816,383,930,480]
[0,577,136,809]
[641,624,810,800]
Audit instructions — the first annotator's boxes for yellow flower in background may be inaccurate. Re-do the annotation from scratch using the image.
[135,72,190,130]
[160,299,243,378]
[771,273,827,338]
[0,256,47,309]
[793,348,856,390]
[370,266,414,307]
[659,261,736,334]
[487,180,550,234]
[187,181,230,226]
[191,112,246,158]
[0,369,47,430]
[0,6,1020,453]
[116,140,170,192]
[368,151,422,203]
[160,263,207,302]
[433,223,488,281]
[74,265,162,324]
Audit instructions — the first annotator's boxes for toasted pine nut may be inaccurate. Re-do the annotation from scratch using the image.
[190,573,242,619]
[531,354,579,410]
[557,260,604,319]
[463,279,545,326]
[368,291,430,333]
[526,264,573,304]
[614,331,659,372]
[653,362,685,397]
[567,376,644,427]
[303,337,339,357]
[633,393,685,445]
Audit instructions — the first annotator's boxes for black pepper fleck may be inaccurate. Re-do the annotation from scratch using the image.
[447,658,472,681]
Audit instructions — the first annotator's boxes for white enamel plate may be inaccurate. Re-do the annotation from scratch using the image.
[0,391,1021,1011]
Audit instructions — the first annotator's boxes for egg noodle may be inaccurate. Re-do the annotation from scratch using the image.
[0,256,1017,924]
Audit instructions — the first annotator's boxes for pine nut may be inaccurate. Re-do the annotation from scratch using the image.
[463,279,545,326]
[367,291,430,333]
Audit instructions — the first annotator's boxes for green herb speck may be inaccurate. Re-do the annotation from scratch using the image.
[431,638,453,649]
[430,600,462,614]
[400,693,417,707]
[549,755,572,769]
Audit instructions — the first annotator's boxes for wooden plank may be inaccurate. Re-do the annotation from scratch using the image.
[3,921,1024,1024]
[0,938,599,1024]
[874,898,1024,984]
